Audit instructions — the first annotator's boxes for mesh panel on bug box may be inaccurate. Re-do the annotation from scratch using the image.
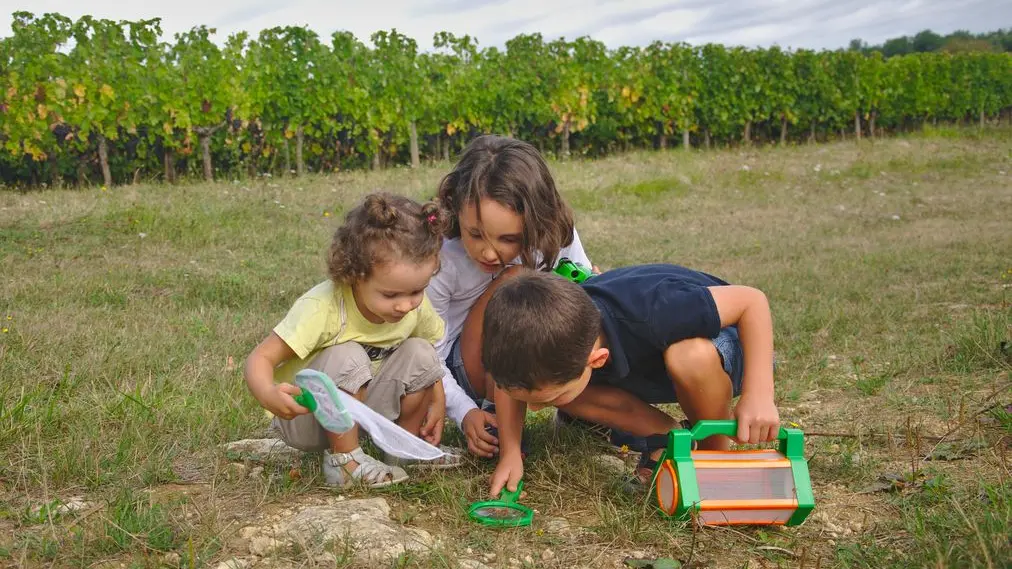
[699,509,794,525]
[696,467,796,501]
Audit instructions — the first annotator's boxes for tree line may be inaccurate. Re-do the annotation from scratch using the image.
[2,12,1011,188]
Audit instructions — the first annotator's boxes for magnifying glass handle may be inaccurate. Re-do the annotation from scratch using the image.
[501,480,524,504]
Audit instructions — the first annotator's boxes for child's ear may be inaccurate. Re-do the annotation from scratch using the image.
[587,347,609,369]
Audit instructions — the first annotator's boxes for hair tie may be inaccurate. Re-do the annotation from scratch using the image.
[427,214,437,224]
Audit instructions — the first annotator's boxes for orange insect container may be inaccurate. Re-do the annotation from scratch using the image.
[652,420,814,526]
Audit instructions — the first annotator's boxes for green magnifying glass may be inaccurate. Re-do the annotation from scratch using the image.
[468,481,534,527]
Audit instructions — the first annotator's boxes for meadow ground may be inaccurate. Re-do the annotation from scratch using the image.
[1,127,1009,569]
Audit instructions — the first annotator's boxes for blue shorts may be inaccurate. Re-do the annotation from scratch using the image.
[713,326,746,397]
[590,327,746,405]
[447,335,484,407]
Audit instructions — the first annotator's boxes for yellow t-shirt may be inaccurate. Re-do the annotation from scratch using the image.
[272,280,445,385]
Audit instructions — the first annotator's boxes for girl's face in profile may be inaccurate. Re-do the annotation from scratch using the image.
[458,198,523,273]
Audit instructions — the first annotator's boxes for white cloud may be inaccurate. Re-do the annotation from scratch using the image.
[0,0,1005,51]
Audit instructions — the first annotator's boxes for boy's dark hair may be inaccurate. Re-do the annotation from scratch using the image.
[437,135,575,270]
[482,269,601,391]
[328,192,446,283]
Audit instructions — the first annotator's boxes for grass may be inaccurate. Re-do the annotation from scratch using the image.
[1,128,1011,568]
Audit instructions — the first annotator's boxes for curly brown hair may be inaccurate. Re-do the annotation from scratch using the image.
[328,193,446,283]
[437,135,575,270]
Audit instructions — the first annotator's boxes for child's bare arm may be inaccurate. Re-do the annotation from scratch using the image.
[559,384,678,437]
[707,285,779,443]
[244,333,307,420]
[489,384,526,495]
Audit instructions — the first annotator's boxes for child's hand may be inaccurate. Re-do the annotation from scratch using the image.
[733,393,780,444]
[263,383,310,420]
[489,450,523,496]
[420,385,446,446]
[462,408,499,458]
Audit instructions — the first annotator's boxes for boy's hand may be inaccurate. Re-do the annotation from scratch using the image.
[462,408,498,457]
[733,393,780,444]
[263,383,310,420]
[489,450,523,496]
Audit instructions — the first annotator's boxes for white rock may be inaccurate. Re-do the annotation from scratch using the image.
[223,439,302,463]
[544,517,571,534]
[163,552,181,566]
[459,561,493,569]
[542,548,556,561]
[249,536,280,557]
[31,496,93,517]
[213,558,251,569]
[243,498,433,565]
[593,454,626,473]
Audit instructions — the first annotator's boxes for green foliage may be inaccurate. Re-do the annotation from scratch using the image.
[1,13,1011,186]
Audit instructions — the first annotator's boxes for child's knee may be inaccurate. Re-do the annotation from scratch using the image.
[309,342,372,393]
[391,338,442,393]
[665,337,725,387]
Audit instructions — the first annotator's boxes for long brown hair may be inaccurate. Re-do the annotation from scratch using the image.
[437,135,575,270]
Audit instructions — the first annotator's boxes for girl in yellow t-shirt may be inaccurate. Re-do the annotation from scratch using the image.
[244,193,455,488]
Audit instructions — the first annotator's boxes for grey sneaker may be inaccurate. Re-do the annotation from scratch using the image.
[383,445,464,470]
[323,447,409,488]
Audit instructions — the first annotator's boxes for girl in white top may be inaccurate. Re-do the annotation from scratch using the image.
[423,135,594,457]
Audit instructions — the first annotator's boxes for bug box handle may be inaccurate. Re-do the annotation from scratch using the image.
[687,419,788,442]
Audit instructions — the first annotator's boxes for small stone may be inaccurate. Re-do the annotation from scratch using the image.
[483,553,497,562]
[227,463,249,480]
[542,548,556,561]
[849,521,863,533]
[508,559,521,568]
[313,553,337,565]
[466,548,473,555]
[249,466,264,479]
[891,215,900,221]
[545,517,571,534]
[523,554,534,565]
[459,561,493,569]
[163,552,181,566]
[593,454,626,473]
[828,539,836,547]
[238,526,258,540]
[213,558,251,569]
[248,536,280,556]
[223,438,302,463]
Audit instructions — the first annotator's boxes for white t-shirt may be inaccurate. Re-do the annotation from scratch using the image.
[426,229,593,426]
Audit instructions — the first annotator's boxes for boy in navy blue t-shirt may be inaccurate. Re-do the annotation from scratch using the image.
[480,264,779,496]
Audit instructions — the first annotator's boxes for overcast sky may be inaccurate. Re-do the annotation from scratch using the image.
[0,0,1007,51]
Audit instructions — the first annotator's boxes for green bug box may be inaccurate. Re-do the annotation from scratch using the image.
[652,420,814,526]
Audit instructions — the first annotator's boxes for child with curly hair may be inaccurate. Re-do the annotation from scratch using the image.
[244,193,457,488]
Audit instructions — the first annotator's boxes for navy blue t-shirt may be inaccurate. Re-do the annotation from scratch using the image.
[580,264,729,403]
